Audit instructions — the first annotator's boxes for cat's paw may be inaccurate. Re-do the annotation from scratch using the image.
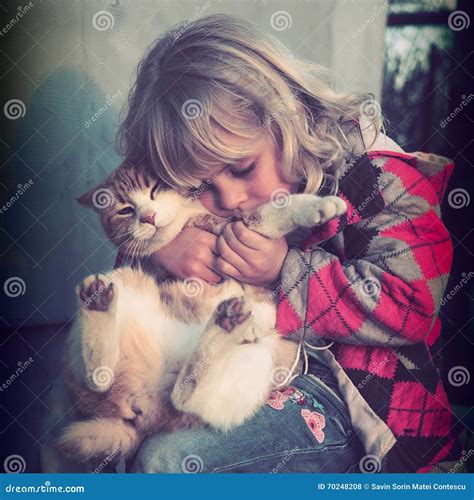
[214,296,252,333]
[307,196,347,225]
[214,296,262,345]
[76,273,116,312]
[118,393,151,428]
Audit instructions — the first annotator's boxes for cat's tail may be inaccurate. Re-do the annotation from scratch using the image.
[55,418,139,462]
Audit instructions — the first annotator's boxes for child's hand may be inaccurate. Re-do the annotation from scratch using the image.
[215,221,288,287]
[148,227,223,284]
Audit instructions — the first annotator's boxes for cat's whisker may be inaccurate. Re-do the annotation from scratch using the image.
[116,234,137,255]
[111,227,137,244]
[123,235,147,264]
[121,238,137,263]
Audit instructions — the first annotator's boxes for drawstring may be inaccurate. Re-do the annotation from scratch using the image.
[302,340,335,376]
[272,339,335,389]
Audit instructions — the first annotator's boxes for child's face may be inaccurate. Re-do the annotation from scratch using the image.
[197,131,297,217]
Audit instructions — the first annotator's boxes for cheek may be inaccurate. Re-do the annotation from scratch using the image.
[197,191,217,213]
[106,216,133,243]
[251,170,295,203]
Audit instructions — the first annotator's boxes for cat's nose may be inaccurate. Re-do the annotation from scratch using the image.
[139,211,155,225]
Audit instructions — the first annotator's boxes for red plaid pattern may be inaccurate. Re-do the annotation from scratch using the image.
[276,150,460,472]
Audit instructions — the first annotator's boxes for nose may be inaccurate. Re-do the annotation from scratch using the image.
[139,211,155,225]
[219,190,248,211]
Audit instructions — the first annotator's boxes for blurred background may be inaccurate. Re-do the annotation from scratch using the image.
[0,0,472,472]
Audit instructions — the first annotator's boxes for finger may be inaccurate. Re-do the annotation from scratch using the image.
[214,256,242,280]
[217,232,249,270]
[222,224,257,261]
[199,265,223,284]
[201,247,224,283]
[230,221,268,250]
[199,231,219,249]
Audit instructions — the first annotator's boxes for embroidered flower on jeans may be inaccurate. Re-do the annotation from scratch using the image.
[301,409,326,444]
[266,386,325,413]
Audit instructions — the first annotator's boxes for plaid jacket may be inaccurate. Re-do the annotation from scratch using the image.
[276,149,460,472]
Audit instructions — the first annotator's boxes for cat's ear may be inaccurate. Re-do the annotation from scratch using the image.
[76,186,100,209]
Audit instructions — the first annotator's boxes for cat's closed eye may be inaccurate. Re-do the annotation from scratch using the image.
[117,206,135,216]
[150,183,160,200]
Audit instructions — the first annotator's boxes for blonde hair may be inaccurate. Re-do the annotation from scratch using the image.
[118,14,383,193]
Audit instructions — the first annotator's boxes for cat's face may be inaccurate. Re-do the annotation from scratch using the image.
[77,162,191,258]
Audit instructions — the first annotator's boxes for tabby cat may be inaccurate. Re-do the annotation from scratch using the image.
[55,162,346,464]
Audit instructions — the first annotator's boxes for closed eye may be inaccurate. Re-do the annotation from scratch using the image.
[230,162,257,178]
[150,182,160,200]
[117,206,135,216]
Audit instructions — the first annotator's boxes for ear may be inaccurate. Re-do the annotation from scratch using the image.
[76,186,101,209]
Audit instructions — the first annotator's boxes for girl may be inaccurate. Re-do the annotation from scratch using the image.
[117,14,460,472]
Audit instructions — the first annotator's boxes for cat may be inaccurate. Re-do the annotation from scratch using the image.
[54,161,347,465]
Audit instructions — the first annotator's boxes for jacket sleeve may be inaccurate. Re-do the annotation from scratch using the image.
[276,155,453,347]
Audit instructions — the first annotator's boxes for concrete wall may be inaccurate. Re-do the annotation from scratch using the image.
[0,0,388,327]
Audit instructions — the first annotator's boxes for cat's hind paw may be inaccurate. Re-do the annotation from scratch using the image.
[214,296,263,345]
[76,273,115,312]
[214,296,252,333]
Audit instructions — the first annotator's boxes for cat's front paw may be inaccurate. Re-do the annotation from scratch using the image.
[76,273,115,312]
[309,196,347,225]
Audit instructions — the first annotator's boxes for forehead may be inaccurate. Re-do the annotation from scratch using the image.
[206,128,271,175]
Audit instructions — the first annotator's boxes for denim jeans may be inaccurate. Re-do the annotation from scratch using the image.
[130,361,365,473]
